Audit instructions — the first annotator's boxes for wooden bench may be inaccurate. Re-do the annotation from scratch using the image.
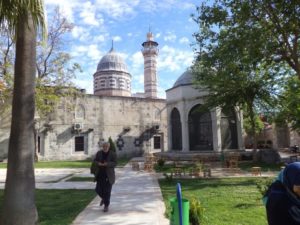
[144,162,153,172]
[251,167,261,176]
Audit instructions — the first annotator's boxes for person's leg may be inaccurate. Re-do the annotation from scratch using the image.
[95,180,104,205]
[102,179,112,211]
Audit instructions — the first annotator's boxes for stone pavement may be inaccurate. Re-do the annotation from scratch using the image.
[71,165,169,225]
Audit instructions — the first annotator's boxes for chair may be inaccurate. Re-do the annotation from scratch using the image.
[251,167,261,176]
[144,162,153,172]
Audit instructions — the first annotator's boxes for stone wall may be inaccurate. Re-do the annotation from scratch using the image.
[0,95,168,161]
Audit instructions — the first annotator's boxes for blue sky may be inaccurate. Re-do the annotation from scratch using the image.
[44,0,202,98]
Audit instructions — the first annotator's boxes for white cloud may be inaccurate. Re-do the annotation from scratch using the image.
[158,45,194,72]
[130,51,144,68]
[155,33,161,38]
[73,78,93,94]
[113,36,122,42]
[87,44,102,61]
[188,17,194,23]
[45,0,80,22]
[71,44,102,62]
[179,37,189,44]
[93,34,107,43]
[164,32,177,42]
[157,86,166,99]
[95,0,139,19]
[132,73,144,85]
[79,2,103,26]
[118,52,129,61]
[72,26,87,39]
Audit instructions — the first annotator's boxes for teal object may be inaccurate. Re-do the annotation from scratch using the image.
[176,183,183,225]
[169,197,189,225]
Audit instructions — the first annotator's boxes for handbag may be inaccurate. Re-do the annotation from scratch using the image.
[90,161,98,175]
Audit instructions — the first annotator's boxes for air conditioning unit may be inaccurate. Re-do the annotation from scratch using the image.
[73,123,83,131]
[154,125,160,130]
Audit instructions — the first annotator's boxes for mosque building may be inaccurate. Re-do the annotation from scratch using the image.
[0,32,247,161]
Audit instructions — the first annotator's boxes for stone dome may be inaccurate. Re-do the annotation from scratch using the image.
[97,48,128,73]
[173,70,193,88]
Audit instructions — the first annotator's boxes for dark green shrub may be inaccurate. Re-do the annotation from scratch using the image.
[157,158,165,167]
[108,137,116,152]
[256,177,274,196]
[189,197,205,225]
[163,173,173,182]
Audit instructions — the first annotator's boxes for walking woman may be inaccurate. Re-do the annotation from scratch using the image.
[264,162,300,225]
[94,141,117,212]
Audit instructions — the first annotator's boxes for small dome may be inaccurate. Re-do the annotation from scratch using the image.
[97,48,128,73]
[173,70,193,88]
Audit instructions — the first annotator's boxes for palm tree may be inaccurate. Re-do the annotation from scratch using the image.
[0,1,46,224]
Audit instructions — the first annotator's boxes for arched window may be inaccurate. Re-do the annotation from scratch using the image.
[188,104,213,150]
[171,108,182,150]
[76,105,85,119]
[154,109,161,120]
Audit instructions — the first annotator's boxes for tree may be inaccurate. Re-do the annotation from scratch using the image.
[193,1,300,79]
[0,7,81,118]
[35,7,81,118]
[275,76,300,132]
[0,0,46,224]
[108,137,116,152]
[0,7,81,161]
[192,0,283,151]
[0,24,14,114]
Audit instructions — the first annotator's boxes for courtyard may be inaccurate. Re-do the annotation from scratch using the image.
[0,150,293,224]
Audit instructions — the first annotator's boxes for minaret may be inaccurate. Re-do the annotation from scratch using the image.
[142,31,158,98]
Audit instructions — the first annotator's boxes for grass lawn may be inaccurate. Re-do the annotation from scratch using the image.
[159,177,269,225]
[0,156,131,169]
[155,160,284,174]
[0,189,96,225]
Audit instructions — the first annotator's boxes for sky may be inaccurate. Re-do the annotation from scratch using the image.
[44,0,202,98]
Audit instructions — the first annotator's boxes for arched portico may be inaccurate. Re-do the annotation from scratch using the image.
[170,108,182,150]
[188,104,213,151]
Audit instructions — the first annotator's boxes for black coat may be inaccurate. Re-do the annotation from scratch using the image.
[94,150,117,185]
[266,180,300,225]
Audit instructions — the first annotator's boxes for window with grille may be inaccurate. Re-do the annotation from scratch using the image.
[154,136,161,149]
[75,136,84,152]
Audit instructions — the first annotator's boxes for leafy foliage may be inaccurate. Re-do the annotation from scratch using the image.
[189,197,206,225]
[191,0,298,149]
[243,114,264,136]
[256,177,274,197]
[157,158,165,167]
[275,76,300,132]
[0,7,82,119]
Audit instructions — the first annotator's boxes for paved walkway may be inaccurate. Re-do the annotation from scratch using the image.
[71,165,169,225]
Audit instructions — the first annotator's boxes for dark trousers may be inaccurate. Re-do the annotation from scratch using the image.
[95,177,112,207]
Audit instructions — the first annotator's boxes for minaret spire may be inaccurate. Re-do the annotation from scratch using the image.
[110,40,114,52]
[141,30,159,98]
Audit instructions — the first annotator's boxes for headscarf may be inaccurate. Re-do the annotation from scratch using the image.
[283,162,300,191]
[263,162,300,206]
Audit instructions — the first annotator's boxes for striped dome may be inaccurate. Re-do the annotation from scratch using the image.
[97,48,128,73]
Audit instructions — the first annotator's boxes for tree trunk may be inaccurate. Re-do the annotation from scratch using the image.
[1,14,38,225]
[248,106,258,162]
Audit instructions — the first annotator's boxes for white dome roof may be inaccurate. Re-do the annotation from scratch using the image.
[97,48,128,73]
